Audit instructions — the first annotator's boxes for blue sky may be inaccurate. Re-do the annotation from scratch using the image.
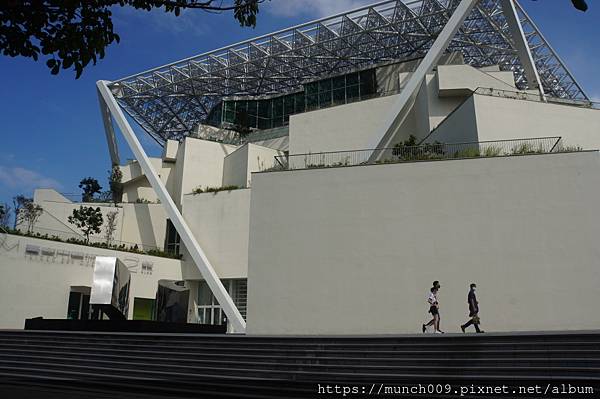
[0,0,598,209]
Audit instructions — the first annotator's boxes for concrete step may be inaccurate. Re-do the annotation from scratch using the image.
[0,330,598,398]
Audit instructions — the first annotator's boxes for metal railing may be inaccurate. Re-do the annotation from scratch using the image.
[275,137,565,171]
[473,87,600,109]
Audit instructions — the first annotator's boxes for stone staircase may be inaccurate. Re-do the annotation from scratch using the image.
[0,330,598,398]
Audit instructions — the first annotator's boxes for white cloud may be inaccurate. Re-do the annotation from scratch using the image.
[113,6,207,37]
[0,166,63,192]
[266,0,374,18]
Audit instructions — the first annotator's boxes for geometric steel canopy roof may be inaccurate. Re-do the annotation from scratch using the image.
[108,0,589,145]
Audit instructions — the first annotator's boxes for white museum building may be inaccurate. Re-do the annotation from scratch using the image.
[1,0,599,336]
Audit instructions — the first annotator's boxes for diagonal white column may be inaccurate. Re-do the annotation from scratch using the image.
[97,89,121,166]
[367,0,479,160]
[500,0,546,101]
[96,80,246,333]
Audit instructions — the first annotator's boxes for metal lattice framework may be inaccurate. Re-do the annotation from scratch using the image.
[109,0,589,145]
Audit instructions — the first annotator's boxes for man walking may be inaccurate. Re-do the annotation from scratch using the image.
[461,283,484,333]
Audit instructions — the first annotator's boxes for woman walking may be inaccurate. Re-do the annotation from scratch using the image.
[422,285,443,333]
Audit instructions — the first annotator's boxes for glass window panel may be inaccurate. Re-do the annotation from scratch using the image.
[206,102,222,127]
[273,97,283,117]
[214,308,222,325]
[306,94,318,111]
[67,291,81,320]
[258,100,272,119]
[197,308,206,324]
[333,75,345,90]
[305,82,318,95]
[284,95,295,116]
[295,92,305,114]
[198,281,212,306]
[360,69,377,99]
[346,72,359,86]
[81,294,90,320]
[223,101,236,123]
[272,115,283,128]
[319,91,332,107]
[257,100,272,129]
[346,85,359,102]
[346,73,360,102]
[333,88,345,105]
[247,101,258,128]
[235,100,247,114]
[319,78,331,92]
[133,298,154,321]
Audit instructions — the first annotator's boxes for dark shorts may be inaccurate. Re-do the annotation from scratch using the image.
[429,306,439,316]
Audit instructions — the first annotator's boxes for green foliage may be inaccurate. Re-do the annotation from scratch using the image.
[192,185,240,194]
[146,248,182,259]
[454,147,481,158]
[79,177,102,202]
[571,0,588,12]
[3,227,181,259]
[482,145,502,157]
[393,135,445,161]
[392,134,418,156]
[108,165,123,205]
[13,195,43,233]
[104,210,118,245]
[68,206,103,244]
[0,204,6,227]
[0,1,263,78]
[511,143,543,155]
[134,198,153,203]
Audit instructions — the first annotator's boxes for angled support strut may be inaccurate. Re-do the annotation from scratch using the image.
[97,80,246,333]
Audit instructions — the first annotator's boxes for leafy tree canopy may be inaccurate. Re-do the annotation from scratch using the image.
[68,205,104,243]
[79,177,102,202]
[570,0,588,12]
[0,0,264,78]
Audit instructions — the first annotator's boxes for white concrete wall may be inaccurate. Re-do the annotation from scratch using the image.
[162,140,179,162]
[175,138,237,203]
[119,203,167,251]
[429,94,600,149]
[180,189,251,281]
[251,136,289,152]
[288,94,412,154]
[425,96,478,144]
[30,189,166,251]
[247,152,600,335]
[121,157,176,203]
[472,94,600,149]
[0,234,182,328]
[222,144,249,188]
[287,66,493,155]
[426,74,467,132]
[122,178,160,203]
[437,64,516,97]
[30,189,125,245]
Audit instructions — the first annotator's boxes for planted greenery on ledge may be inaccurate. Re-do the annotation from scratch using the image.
[1,228,181,260]
[284,137,582,171]
[192,185,241,195]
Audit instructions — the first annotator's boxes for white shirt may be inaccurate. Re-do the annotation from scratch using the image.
[428,292,438,306]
